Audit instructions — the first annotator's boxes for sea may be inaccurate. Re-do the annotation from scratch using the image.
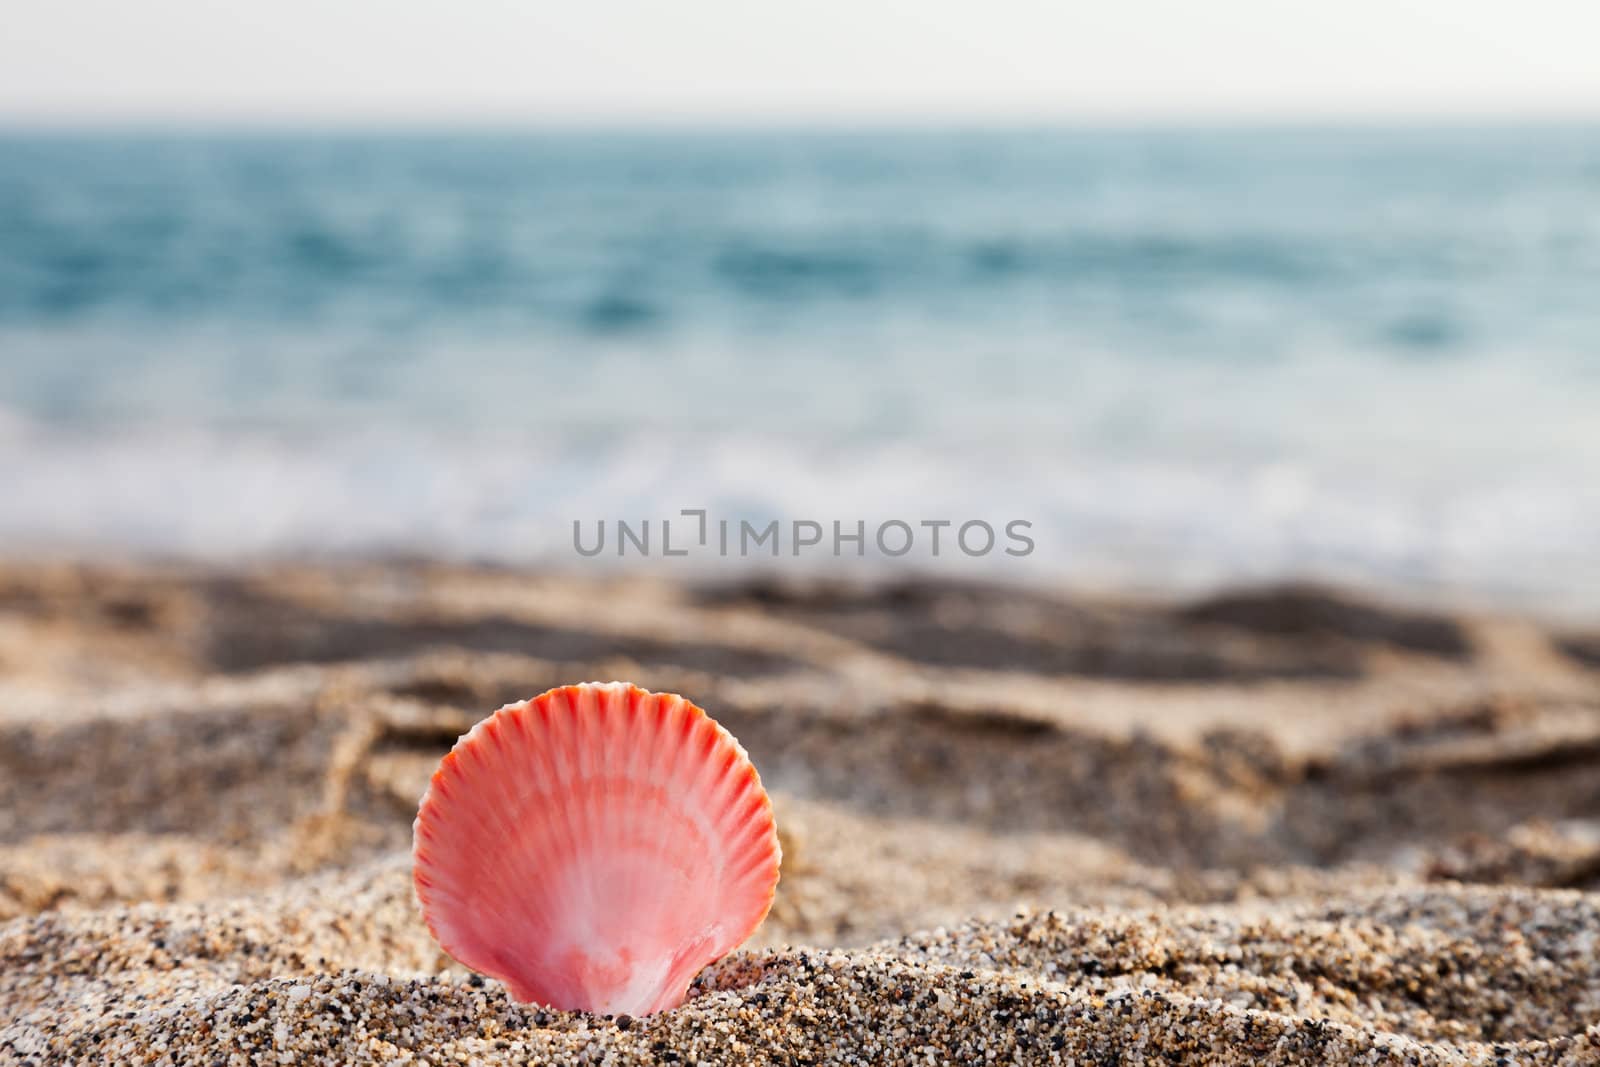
[1,126,1597,612]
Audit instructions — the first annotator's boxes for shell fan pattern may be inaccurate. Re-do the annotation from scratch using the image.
[412,682,781,1016]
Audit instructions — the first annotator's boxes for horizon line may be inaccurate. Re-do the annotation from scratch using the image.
[3,109,1599,134]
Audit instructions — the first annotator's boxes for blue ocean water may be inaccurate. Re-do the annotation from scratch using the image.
[0,127,1597,609]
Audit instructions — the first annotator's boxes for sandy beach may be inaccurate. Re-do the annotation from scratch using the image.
[4,561,1600,1064]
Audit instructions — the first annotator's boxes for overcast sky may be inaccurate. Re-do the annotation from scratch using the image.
[3,0,1599,124]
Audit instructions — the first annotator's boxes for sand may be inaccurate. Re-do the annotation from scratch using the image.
[3,562,1600,1064]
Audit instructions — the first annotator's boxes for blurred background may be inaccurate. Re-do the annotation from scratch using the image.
[2,0,1598,616]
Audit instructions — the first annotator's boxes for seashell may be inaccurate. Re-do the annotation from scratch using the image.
[412,681,781,1016]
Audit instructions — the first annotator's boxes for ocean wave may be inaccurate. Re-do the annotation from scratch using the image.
[1,129,1596,615]
[1,417,1594,617]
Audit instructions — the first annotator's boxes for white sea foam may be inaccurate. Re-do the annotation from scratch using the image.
[2,414,1594,618]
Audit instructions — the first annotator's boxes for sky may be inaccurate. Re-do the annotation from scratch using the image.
[2,0,1599,124]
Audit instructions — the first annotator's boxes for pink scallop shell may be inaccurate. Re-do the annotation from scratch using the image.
[412,682,781,1016]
